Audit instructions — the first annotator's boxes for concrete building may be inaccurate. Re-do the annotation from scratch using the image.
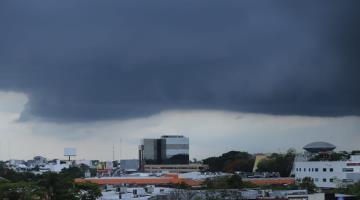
[294,142,360,188]
[33,156,47,166]
[75,159,92,167]
[120,159,139,171]
[41,159,70,173]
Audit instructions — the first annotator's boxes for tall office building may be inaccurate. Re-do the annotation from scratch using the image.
[161,135,189,164]
[139,135,189,165]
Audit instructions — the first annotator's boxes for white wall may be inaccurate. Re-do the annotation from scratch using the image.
[294,159,360,188]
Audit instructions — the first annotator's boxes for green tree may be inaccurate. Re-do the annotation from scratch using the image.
[75,182,102,200]
[256,150,295,177]
[335,181,360,197]
[204,175,254,189]
[203,151,255,172]
[61,166,84,179]
[0,181,47,200]
[226,174,243,189]
[0,164,39,182]
[309,152,349,161]
[299,177,316,193]
[0,165,102,200]
[38,172,77,200]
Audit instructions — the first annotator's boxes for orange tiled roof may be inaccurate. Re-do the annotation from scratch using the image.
[76,177,177,185]
[245,178,295,185]
[75,176,294,187]
[74,172,203,186]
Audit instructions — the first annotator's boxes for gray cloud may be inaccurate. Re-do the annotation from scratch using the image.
[0,0,359,122]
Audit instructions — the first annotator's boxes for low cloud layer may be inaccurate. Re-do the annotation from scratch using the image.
[0,1,359,122]
[1,91,359,160]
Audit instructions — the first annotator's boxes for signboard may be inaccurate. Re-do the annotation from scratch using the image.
[64,148,77,156]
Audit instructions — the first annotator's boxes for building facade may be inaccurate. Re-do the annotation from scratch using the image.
[161,135,189,164]
[139,135,189,166]
[120,159,139,171]
[294,155,360,188]
[142,138,162,164]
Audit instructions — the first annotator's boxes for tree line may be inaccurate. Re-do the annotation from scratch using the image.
[202,149,295,177]
[0,162,101,200]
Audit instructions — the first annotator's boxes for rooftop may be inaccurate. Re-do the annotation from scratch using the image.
[161,135,185,138]
[303,142,336,153]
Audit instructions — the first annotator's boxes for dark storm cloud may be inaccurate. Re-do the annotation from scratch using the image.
[0,0,359,122]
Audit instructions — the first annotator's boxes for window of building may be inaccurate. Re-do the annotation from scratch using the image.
[323,178,327,182]
[299,168,301,172]
[315,178,319,182]
[312,168,314,172]
[323,168,327,172]
[304,168,306,172]
[330,179,334,182]
[342,168,354,172]
[308,168,311,172]
[330,168,333,172]
[315,168,318,172]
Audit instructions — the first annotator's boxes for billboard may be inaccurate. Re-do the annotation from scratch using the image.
[64,148,77,156]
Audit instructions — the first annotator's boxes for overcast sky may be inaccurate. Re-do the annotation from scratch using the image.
[0,1,359,160]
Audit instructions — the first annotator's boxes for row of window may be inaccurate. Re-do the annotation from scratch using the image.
[315,178,334,183]
[295,167,355,172]
[296,178,334,183]
[295,167,333,172]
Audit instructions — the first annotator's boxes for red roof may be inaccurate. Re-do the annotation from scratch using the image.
[75,176,294,187]
[75,174,202,186]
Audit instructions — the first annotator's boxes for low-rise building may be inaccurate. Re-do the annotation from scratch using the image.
[294,155,360,188]
[144,164,208,173]
[41,159,70,173]
[294,142,360,188]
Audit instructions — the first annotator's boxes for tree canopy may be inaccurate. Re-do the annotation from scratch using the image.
[0,165,102,200]
[203,151,255,172]
[256,150,295,177]
[299,177,316,193]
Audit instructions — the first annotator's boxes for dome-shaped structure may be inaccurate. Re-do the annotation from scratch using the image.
[303,142,336,153]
